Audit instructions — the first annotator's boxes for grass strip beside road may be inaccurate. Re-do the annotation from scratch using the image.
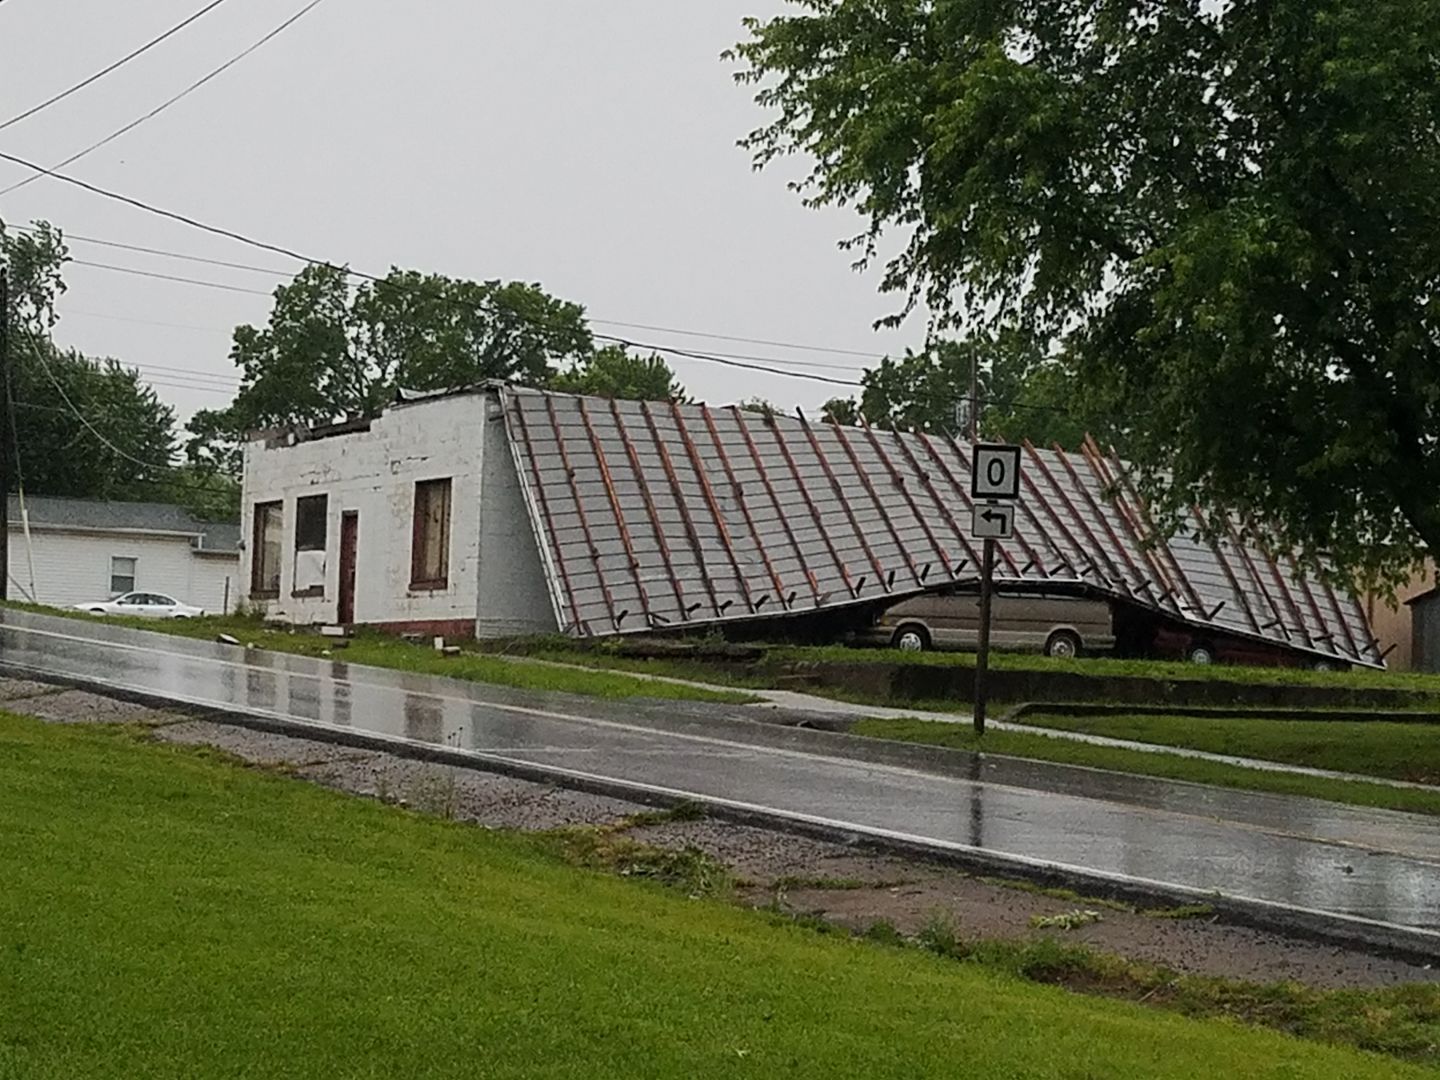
[3,605,757,706]
[849,718,1440,817]
[766,644,1440,694]
[1017,713,1440,786]
[520,640,1440,705]
[0,712,1426,1080]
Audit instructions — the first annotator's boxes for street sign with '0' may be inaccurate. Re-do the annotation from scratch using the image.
[972,444,1022,501]
[971,502,1016,540]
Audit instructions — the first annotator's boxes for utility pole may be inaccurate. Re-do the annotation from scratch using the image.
[0,267,9,603]
[967,348,979,443]
[974,536,995,735]
[968,347,984,734]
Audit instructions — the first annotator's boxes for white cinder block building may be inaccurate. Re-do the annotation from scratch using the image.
[239,389,556,639]
[6,495,240,612]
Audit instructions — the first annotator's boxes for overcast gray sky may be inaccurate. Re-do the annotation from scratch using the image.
[0,0,928,424]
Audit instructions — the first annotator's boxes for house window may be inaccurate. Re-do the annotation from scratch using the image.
[295,495,328,552]
[109,556,136,596]
[411,478,452,589]
[251,501,283,597]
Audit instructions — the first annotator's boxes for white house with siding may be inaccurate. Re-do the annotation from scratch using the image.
[6,495,240,613]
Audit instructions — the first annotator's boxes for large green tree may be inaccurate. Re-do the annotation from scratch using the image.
[1,221,187,506]
[189,265,594,472]
[733,0,1440,583]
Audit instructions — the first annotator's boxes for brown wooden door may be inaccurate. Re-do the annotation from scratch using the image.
[338,512,359,625]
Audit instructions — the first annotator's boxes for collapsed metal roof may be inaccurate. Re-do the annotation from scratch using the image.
[500,386,1381,667]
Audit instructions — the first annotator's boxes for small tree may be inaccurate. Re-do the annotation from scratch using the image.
[550,346,687,401]
[188,265,593,472]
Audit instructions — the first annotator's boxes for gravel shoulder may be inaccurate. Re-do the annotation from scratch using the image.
[9,677,1436,991]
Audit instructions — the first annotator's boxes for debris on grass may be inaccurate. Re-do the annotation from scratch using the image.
[873,912,1440,1066]
[979,875,1134,912]
[1142,904,1217,921]
[862,919,906,947]
[1030,909,1104,931]
[772,875,869,892]
[619,800,707,828]
[539,820,731,900]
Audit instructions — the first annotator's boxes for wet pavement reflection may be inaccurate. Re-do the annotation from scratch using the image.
[4,609,1438,932]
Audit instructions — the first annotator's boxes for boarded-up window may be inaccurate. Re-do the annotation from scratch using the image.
[411,479,452,589]
[251,501,283,596]
[110,556,136,596]
[295,495,328,552]
[293,495,328,596]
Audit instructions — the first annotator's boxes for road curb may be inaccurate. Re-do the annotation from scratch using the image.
[8,662,1440,967]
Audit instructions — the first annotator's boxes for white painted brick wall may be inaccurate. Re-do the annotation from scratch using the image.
[7,527,239,613]
[240,390,559,638]
[241,394,489,629]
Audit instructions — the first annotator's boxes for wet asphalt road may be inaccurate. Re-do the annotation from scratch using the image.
[3,609,1439,934]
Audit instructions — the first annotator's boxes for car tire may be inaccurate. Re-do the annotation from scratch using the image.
[1187,643,1216,665]
[1044,630,1082,659]
[88,608,107,615]
[891,625,931,653]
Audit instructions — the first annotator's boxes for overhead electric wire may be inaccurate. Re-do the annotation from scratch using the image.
[0,0,235,132]
[24,330,182,473]
[9,224,292,276]
[128,359,238,385]
[60,308,233,335]
[0,147,325,267]
[588,317,880,361]
[55,252,866,381]
[16,333,240,501]
[0,0,330,197]
[0,155,875,386]
[69,258,273,296]
[10,223,881,371]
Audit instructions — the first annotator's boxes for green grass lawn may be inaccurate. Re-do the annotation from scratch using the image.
[0,713,1425,1079]
[2,604,756,706]
[849,718,1440,817]
[1017,713,1440,785]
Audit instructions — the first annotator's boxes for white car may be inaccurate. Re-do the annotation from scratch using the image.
[74,592,206,619]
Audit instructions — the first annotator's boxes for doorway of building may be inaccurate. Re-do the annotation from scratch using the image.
[338,512,359,625]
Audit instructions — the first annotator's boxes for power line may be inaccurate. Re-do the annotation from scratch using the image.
[0,148,325,268]
[58,308,233,335]
[11,222,880,370]
[0,0,235,133]
[55,251,865,381]
[69,258,273,296]
[143,378,236,398]
[589,317,878,363]
[0,158,872,385]
[126,360,237,385]
[15,335,242,501]
[10,224,292,276]
[24,332,180,473]
[0,0,330,197]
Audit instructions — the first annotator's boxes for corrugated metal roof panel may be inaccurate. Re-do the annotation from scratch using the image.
[501,386,1380,666]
